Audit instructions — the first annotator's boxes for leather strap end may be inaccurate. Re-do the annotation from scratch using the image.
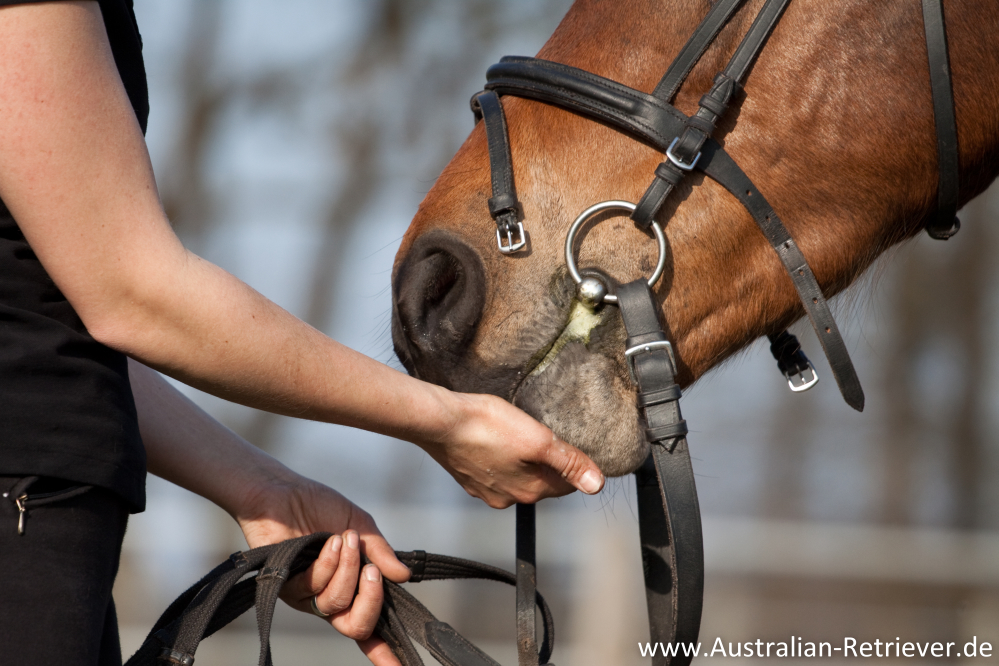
[469,91,485,123]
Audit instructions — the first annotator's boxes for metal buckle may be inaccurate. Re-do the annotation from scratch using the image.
[625,340,676,384]
[496,221,527,254]
[666,137,701,171]
[786,361,819,392]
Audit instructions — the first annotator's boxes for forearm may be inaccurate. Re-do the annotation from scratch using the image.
[129,357,297,518]
[114,257,459,447]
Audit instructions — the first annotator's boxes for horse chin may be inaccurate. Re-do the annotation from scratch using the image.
[513,338,649,478]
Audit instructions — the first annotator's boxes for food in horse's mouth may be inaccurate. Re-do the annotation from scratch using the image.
[528,301,605,377]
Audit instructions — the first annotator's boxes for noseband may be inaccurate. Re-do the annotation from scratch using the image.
[468,0,960,664]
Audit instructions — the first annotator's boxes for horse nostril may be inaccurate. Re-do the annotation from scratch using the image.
[393,232,486,360]
[423,252,461,312]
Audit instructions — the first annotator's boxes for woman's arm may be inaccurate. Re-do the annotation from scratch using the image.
[130,358,404,665]
[0,1,604,507]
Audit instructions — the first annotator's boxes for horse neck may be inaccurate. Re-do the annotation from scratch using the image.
[532,0,999,381]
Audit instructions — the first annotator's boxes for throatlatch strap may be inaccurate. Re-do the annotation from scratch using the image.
[617,280,704,666]
[920,0,961,240]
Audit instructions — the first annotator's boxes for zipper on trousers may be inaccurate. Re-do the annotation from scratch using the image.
[3,480,93,535]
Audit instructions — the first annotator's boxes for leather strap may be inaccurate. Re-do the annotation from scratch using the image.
[635,0,792,227]
[126,534,555,666]
[699,144,865,411]
[487,57,691,152]
[920,0,961,240]
[652,0,746,102]
[722,0,792,84]
[471,91,525,249]
[515,503,543,666]
[618,280,703,666]
[768,330,811,380]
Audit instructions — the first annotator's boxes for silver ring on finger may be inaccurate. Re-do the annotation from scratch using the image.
[310,594,332,618]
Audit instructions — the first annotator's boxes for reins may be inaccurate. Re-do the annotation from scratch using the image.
[135,2,962,665]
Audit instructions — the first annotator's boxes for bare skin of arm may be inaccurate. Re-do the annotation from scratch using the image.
[0,1,605,508]
[129,359,404,665]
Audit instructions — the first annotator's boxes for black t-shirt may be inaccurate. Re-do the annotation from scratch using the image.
[0,0,149,511]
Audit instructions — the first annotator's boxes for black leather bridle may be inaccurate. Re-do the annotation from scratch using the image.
[469,0,960,665]
[129,3,961,666]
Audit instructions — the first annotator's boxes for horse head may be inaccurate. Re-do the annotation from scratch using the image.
[392,0,999,476]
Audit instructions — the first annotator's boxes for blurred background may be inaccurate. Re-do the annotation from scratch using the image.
[115,1,999,664]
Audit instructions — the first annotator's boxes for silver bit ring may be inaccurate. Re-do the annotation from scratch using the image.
[564,200,667,305]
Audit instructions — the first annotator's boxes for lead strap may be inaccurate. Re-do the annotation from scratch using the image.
[617,280,704,666]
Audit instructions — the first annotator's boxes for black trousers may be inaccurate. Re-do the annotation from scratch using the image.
[0,476,129,666]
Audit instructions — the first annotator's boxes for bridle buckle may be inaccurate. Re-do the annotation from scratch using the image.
[666,137,701,171]
[496,221,527,254]
[625,340,676,384]
[785,361,819,392]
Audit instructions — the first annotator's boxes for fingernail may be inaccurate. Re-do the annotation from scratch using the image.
[364,565,381,582]
[330,535,342,552]
[580,469,604,494]
[346,531,359,550]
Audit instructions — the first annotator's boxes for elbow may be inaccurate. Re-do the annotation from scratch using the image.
[74,282,169,357]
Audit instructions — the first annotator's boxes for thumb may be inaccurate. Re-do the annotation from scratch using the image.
[539,432,605,495]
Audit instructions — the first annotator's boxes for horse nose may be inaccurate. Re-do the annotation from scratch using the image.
[393,231,486,365]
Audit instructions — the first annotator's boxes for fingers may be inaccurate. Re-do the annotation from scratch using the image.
[314,530,363,617]
[282,531,388,644]
[360,532,411,583]
[279,533,343,610]
[358,635,403,666]
[535,431,604,496]
[330,563,385,640]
